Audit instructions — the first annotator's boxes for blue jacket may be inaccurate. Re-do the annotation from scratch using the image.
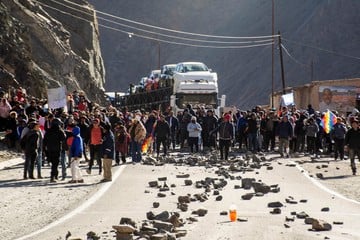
[70,126,83,158]
[102,130,115,159]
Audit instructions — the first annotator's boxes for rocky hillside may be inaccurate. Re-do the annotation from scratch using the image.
[89,0,360,108]
[0,0,105,102]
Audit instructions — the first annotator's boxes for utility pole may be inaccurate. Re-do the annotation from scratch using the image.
[157,41,161,69]
[271,0,275,108]
[310,60,314,82]
[278,31,286,94]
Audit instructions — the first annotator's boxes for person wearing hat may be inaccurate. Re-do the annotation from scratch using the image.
[187,116,202,153]
[331,117,347,161]
[210,113,234,160]
[345,118,360,175]
[21,120,41,179]
[69,126,84,183]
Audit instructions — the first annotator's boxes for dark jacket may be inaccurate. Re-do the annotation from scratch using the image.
[345,128,360,150]
[212,122,234,140]
[165,115,179,132]
[154,120,170,139]
[331,123,347,140]
[22,129,40,154]
[69,126,83,158]
[102,130,115,159]
[43,125,66,152]
[276,121,293,139]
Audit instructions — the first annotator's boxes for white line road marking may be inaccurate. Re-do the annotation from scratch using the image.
[289,160,360,205]
[15,164,127,240]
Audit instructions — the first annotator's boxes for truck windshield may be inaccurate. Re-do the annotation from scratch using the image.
[176,93,217,109]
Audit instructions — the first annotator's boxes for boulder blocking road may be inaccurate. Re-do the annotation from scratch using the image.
[2,152,360,240]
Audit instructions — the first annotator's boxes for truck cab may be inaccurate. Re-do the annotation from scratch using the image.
[172,62,224,116]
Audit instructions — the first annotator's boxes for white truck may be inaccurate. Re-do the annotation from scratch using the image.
[170,62,226,116]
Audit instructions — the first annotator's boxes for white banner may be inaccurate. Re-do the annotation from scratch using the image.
[280,92,294,107]
[47,86,67,109]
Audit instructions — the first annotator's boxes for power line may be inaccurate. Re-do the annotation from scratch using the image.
[60,0,280,40]
[283,38,360,61]
[34,1,275,49]
[281,43,310,68]
[43,0,273,45]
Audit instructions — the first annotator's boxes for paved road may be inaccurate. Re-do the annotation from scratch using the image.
[16,155,360,240]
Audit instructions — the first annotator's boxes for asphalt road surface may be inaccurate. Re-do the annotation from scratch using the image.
[15,154,360,240]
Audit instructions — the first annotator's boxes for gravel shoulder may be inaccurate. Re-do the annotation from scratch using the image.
[0,148,359,240]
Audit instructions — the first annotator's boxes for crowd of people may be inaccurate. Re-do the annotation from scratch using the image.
[1,86,360,184]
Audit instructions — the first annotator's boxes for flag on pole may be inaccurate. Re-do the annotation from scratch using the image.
[321,110,337,134]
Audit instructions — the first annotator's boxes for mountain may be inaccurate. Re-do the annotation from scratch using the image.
[88,0,360,109]
[0,0,105,102]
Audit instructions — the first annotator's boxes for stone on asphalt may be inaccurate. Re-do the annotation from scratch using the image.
[150,232,168,240]
[241,193,254,200]
[215,195,223,201]
[119,218,137,228]
[316,173,324,179]
[112,225,136,234]
[220,211,228,215]
[176,174,190,178]
[184,179,193,186]
[241,178,255,189]
[157,193,166,198]
[158,177,167,181]
[305,217,315,225]
[312,219,332,231]
[296,211,309,219]
[178,195,190,204]
[153,202,160,208]
[153,220,173,232]
[270,208,281,214]
[321,207,330,212]
[267,201,283,208]
[154,211,170,221]
[149,181,158,188]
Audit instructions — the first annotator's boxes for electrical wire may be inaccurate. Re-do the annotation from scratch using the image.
[41,0,273,45]
[60,0,280,40]
[33,0,275,49]
[281,43,310,68]
[283,38,360,61]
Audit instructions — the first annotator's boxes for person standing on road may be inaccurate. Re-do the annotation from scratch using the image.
[154,114,170,157]
[304,117,319,157]
[187,116,202,153]
[101,124,115,182]
[69,126,84,183]
[331,117,347,161]
[203,109,218,150]
[275,115,293,158]
[165,111,179,150]
[128,115,146,163]
[21,120,40,179]
[345,118,360,175]
[210,114,234,160]
[43,118,66,182]
[114,123,130,165]
[87,118,104,174]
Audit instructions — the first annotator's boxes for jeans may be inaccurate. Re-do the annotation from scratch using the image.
[48,151,60,179]
[60,149,67,179]
[131,141,142,162]
[36,149,42,177]
[89,144,102,172]
[188,137,199,153]
[278,138,289,156]
[349,148,360,172]
[219,139,231,160]
[334,138,345,160]
[248,133,258,153]
[24,151,37,178]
